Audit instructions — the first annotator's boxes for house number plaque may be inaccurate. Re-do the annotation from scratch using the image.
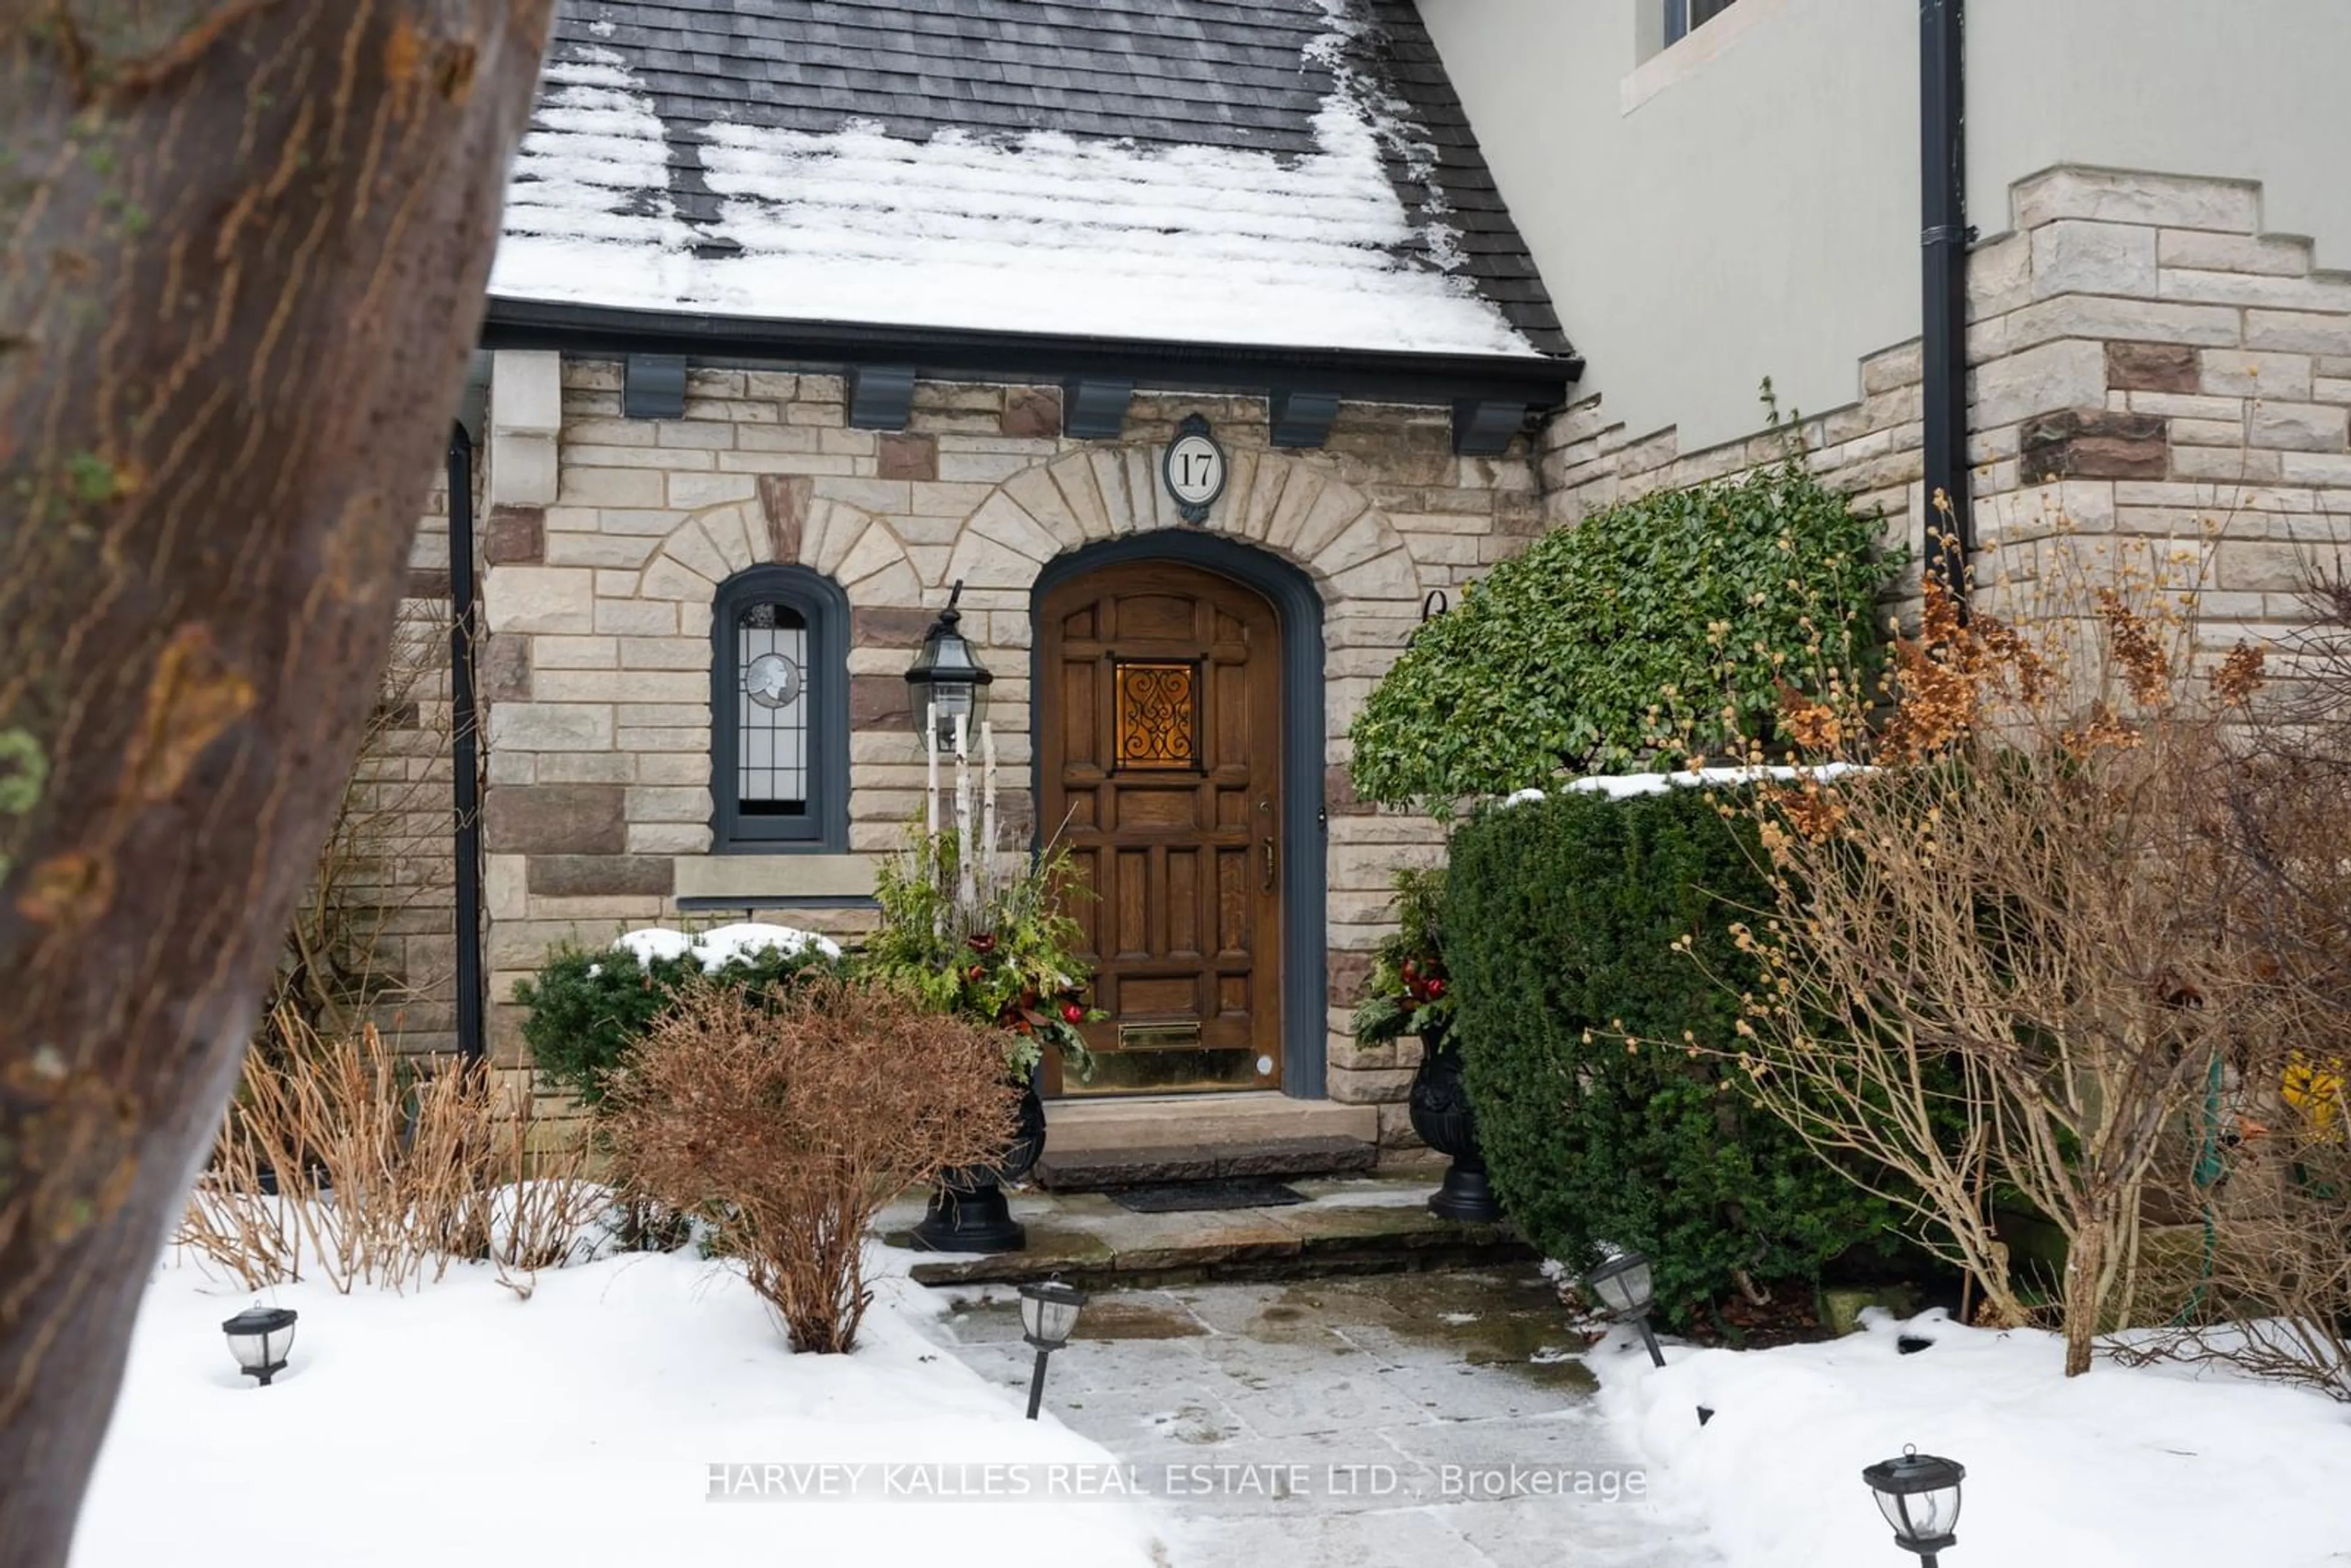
[1161,412,1227,523]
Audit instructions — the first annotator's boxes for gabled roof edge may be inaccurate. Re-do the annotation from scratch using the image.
[478,296,1583,410]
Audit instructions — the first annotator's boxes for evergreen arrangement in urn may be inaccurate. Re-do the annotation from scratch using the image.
[862,827,1100,1084]
[1351,867,1457,1054]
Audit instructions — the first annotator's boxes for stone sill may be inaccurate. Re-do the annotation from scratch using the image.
[672,852,877,902]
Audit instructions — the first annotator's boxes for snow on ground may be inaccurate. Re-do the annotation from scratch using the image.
[74,1247,1166,1568]
[1595,1308,2351,1568]
[1294,1181,1450,1209]
[491,42,1537,356]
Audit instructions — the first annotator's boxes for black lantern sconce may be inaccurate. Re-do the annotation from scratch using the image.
[221,1304,299,1387]
[905,579,993,753]
[1862,1447,1966,1567]
[1018,1279,1086,1420]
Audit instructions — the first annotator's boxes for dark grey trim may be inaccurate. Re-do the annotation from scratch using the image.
[1269,389,1340,449]
[1453,399,1526,457]
[1030,533,1329,1101]
[1665,0,1738,46]
[623,354,688,419]
[710,565,852,852]
[447,424,485,1066]
[1065,378,1136,439]
[1921,0,1974,603]
[849,364,917,430]
[481,296,1581,410]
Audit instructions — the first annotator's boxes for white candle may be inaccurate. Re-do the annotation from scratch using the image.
[953,712,977,916]
[924,700,939,843]
[981,721,999,892]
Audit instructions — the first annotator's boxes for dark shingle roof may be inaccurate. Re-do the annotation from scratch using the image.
[500,0,1569,358]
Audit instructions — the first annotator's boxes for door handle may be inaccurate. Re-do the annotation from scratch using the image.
[1262,835,1277,891]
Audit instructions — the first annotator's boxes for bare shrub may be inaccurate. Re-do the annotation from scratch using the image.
[178,1007,600,1294]
[2110,555,2351,1397]
[602,978,1021,1352]
[1720,535,2268,1375]
[2111,1089,2351,1397]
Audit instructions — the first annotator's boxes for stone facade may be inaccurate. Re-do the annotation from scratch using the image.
[1544,165,2351,650]
[473,362,1543,1138]
[334,462,462,1056]
[404,161,2351,1156]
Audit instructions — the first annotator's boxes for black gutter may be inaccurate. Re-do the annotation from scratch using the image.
[479,296,1582,411]
[1920,0,1973,604]
[447,422,486,1067]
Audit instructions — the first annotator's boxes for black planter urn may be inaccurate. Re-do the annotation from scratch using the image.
[1408,1033,1500,1223]
[909,1076,1047,1253]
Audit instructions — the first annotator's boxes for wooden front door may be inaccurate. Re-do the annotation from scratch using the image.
[1038,560,1283,1095]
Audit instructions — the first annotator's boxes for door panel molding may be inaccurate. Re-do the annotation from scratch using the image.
[1030,533,1327,1100]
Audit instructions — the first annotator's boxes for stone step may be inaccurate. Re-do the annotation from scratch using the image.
[881,1176,1533,1291]
[1044,1091,1379,1149]
[1034,1135,1376,1190]
[1034,1092,1381,1190]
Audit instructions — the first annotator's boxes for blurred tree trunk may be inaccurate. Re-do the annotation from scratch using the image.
[0,5,550,1561]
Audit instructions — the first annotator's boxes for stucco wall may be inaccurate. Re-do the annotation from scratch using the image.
[1423,0,2351,459]
[1968,1,2351,255]
[473,363,1542,1138]
[1547,165,2351,664]
[1419,0,1919,455]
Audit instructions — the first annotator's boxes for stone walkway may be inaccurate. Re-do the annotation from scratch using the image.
[919,1268,1722,1568]
[879,1174,1529,1289]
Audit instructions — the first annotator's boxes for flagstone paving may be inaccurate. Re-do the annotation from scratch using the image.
[877,1174,1534,1289]
[918,1267,1723,1568]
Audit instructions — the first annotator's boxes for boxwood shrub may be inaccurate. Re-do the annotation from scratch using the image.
[515,939,846,1108]
[1444,786,1897,1327]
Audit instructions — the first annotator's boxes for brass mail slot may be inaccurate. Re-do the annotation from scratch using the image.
[1117,1021,1204,1051]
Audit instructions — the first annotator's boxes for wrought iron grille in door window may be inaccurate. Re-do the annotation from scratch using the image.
[738,601,809,819]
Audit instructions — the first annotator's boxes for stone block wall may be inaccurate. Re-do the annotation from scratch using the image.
[1965,167,2351,652]
[1543,340,1929,588]
[324,460,461,1056]
[1544,164,2351,651]
[474,362,1543,1136]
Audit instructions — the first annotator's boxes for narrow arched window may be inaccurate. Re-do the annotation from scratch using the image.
[711,565,849,851]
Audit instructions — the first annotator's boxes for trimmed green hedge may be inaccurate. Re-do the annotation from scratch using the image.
[514,939,847,1108]
[1445,786,1895,1326]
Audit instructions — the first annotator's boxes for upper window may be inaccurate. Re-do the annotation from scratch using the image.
[1663,0,1737,45]
[711,565,849,852]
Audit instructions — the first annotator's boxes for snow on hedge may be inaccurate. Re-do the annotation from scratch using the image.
[612,922,842,972]
[1594,1308,2351,1568]
[1504,764,1865,806]
[491,45,1536,356]
[75,1249,1164,1567]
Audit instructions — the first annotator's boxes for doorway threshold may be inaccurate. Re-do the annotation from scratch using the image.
[1036,1092,1377,1190]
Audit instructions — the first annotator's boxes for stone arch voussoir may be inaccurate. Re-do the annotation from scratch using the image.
[945,443,1427,610]
[636,489,921,609]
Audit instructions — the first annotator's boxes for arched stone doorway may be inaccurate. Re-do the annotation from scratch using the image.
[1032,532,1327,1100]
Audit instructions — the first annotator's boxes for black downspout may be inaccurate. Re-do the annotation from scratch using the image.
[1920,0,1972,606]
[448,422,486,1066]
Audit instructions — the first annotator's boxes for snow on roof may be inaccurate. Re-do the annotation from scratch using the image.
[490,14,1556,359]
